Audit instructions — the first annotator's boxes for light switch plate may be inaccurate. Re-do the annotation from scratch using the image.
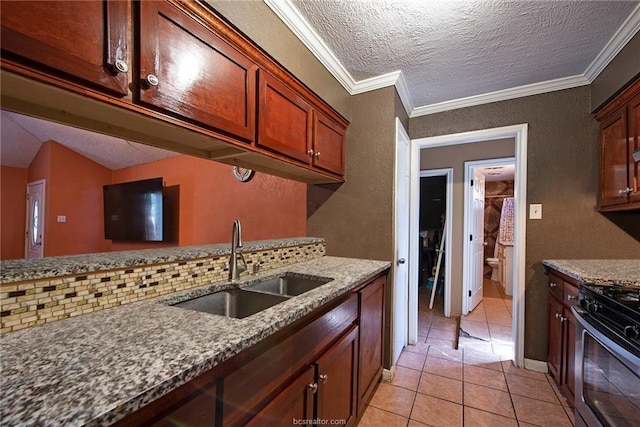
[57,215,66,223]
[529,204,542,220]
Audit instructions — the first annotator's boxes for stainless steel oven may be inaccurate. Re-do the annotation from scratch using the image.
[573,284,640,427]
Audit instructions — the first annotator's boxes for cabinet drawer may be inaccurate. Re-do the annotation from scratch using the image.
[548,274,563,301]
[563,282,579,308]
[222,294,358,425]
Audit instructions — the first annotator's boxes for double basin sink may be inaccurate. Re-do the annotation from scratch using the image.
[171,273,332,319]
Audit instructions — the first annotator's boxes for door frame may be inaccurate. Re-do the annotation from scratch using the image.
[392,118,410,365]
[409,123,528,367]
[25,179,46,259]
[408,168,453,346]
[462,157,515,315]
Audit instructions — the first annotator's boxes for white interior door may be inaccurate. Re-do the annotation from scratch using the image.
[25,180,46,259]
[468,169,485,311]
[393,118,410,366]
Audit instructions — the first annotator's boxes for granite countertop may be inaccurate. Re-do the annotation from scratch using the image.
[0,256,390,426]
[0,237,324,284]
[542,259,640,287]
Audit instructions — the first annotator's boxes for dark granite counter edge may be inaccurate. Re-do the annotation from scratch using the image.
[542,259,640,286]
[0,237,324,284]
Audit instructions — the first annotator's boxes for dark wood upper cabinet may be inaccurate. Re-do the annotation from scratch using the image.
[595,78,640,211]
[313,110,346,175]
[138,0,257,142]
[257,70,313,163]
[0,0,129,96]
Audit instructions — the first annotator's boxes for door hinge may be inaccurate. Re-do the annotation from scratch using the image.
[469,290,472,297]
[470,179,474,186]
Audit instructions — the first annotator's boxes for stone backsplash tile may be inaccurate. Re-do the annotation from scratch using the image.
[0,242,325,333]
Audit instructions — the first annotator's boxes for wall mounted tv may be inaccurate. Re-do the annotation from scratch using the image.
[104,177,168,242]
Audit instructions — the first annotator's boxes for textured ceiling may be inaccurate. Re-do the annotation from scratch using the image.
[289,0,639,109]
[0,111,180,170]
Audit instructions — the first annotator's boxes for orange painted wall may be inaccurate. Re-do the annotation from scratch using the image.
[112,155,307,251]
[0,166,28,259]
[46,141,112,256]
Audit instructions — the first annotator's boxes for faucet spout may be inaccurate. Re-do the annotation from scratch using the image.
[229,219,247,281]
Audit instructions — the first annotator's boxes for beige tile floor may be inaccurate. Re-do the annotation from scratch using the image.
[358,279,574,427]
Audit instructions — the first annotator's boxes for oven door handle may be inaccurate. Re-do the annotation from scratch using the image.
[573,306,640,374]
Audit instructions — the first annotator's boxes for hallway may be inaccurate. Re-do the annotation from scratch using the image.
[357,281,574,426]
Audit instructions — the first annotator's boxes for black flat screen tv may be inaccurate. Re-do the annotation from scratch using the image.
[103,177,165,242]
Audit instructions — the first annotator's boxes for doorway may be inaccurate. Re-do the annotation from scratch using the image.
[408,124,528,367]
[25,179,45,259]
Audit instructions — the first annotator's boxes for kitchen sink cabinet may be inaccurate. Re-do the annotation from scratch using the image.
[246,366,316,427]
[138,0,257,143]
[112,371,217,427]
[546,269,579,405]
[0,0,129,97]
[315,326,359,426]
[113,272,387,426]
[595,77,640,211]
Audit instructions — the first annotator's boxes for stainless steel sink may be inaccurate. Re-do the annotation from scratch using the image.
[172,289,290,319]
[245,274,331,297]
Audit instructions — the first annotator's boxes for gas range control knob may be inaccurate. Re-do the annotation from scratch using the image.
[586,301,602,314]
[624,325,639,340]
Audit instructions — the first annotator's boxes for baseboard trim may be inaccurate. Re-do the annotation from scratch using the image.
[524,358,549,373]
[382,367,395,382]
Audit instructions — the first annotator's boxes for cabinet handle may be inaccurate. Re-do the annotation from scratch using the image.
[319,374,328,384]
[549,282,558,288]
[307,382,318,394]
[555,312,561,319]
[315,151,321,160]
[567,295,576,301]
[114,60,129,74]
[618,187,632,195]
[307,149,315,158]
[560,316,567,323]
[146,74,159,87]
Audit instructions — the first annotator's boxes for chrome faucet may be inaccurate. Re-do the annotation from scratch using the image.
[229,219,247,281]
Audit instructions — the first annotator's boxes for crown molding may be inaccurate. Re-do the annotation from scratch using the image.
[410,74,590,117]
[263,0,356,91]
[266,0,635,118]
[264,0,407,108]
[584,3,640,82]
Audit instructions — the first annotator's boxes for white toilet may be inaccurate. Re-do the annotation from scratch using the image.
[486,257,500,281]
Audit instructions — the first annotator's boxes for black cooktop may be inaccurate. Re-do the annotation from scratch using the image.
[582,283,639,314]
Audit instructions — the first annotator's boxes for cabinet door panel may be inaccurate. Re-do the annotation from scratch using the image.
[547,295,563,380]
[313,111,345,175]
[316,326,358,427]
[562,308,576,404]
[629,92,640,203]
[113,375,217,427]
[358,276,385,415]
[258,71,312,163]
[1,0,129,96]
[139,1,256,142]
[599,109,629,207]
[247,366,315,427]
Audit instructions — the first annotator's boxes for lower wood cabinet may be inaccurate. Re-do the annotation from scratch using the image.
[246,366,315,427]
[546,269,579,404]
[316,325,359,426]
[113,272,387,426]
[357,275,385,416]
